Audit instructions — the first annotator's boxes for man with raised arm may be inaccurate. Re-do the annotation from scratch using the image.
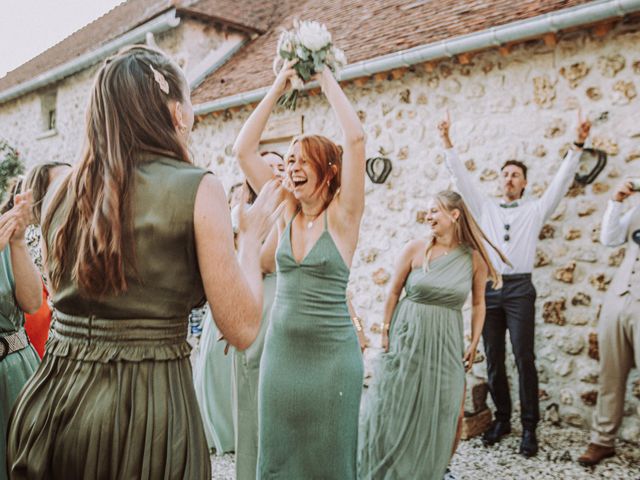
[578,178,640,466]
[437,112,591,457]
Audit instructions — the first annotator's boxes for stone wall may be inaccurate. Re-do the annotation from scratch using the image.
[0,15,638,441]
[189,20,640,441]
[0,18,232,168]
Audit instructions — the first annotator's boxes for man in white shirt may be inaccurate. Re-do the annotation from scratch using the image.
[438,114,591,457]
[578,179,640,466]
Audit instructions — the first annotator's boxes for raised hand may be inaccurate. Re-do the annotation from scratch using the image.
[438,110,453,149]
[237,179,285,243]
[612,179,635,203]
[0,213,16,251]
[272,59,300,97]
[9,191,32,244]
[575,108,591,145]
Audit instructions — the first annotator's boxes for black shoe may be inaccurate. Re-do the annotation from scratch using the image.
[482,420,511,446]
[519,429,538,457]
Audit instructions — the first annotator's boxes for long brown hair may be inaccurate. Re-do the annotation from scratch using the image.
[23,161,71,223]
[42,45,190,296]
[289,134,342,211]
[423,190,511,289]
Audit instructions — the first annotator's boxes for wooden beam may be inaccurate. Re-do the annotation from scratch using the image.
[374,72,388,82]
[423,61,436,73]
[457,52,473,65]
[498,44,513,57]
[592,21,614,37]
[353,77,369,87]
[390,68,406,80]
[543,32,557,47]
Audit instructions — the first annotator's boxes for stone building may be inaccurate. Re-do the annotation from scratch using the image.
[1,0,639,442]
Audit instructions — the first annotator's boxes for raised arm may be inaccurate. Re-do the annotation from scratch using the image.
[233,61,299,193]
[195,175,283,349]
[318,68,365,220]
[538,113,591,220]
[438,114,486,220]
[9,192,42,313]
[381,240,421,352]
[600,180,636,247]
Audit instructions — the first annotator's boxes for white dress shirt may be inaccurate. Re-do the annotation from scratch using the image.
[445,148,581,274]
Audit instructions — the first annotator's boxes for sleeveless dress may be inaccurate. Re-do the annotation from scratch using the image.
[193,307,235,454]
[0,247,40,480]
[234,272,277,480]
[258,211,364,479]
[359,247,472,480]
[7,155,211,480]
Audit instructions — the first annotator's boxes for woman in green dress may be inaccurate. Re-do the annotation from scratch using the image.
[359,191,509,480]
[234,62,365,478]
[0,191,42,480]
[7,45,282,480]
[232,152,282,480]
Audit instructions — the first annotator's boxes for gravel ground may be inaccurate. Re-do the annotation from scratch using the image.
[209,422,640,479]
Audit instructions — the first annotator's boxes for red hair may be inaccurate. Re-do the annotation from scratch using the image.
[294,135,342,204]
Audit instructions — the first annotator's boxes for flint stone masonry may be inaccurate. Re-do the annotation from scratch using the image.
[1,19,640,442]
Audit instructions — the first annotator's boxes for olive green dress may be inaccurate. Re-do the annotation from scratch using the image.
[0,247,39,480]
[359,247,472,480]
[7,155,211,480]
[258,212,364,479]
[233,272,277,480]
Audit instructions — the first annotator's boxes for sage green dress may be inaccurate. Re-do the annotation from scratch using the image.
[194,307,235,454]
[258,212,363,479]
[0,247,39,480]
[234,272,277,480]
[359,247,472,480]
[7,155,211,480]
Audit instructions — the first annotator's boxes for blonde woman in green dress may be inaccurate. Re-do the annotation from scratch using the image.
[359,191,509,480]
[7,45,283,479]
[234,61,365,479]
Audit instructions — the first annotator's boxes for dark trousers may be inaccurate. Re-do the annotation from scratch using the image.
[483,274,540,430]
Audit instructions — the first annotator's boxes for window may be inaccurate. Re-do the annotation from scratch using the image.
[40,90,57,134]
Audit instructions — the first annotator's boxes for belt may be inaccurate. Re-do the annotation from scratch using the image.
[501,273,532,281]
[0,329,30,361]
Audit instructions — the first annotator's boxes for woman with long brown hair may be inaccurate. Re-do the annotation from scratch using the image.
[233,61,365,478]
[7,45,281,479]
[359,190,509,480]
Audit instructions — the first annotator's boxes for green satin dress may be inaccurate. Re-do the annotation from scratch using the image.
[0,246,39,480]
[359,246,472,480]
[233,272,277,480]
[7,155,211,480]
[194,307,235,454]
[258,211,363,479]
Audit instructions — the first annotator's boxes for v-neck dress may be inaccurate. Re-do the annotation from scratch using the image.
[359,246,473,480]
[257,211,363,479]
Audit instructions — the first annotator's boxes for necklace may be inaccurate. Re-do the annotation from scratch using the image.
[301,210,322,229]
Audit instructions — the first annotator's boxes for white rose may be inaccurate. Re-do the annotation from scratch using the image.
[297,21,332,51]
[332,47,347,67]
[277,30,296,54]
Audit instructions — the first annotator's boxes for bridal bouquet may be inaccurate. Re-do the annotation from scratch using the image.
[273,20,347,110]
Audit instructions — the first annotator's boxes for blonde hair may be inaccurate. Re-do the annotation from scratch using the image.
[423,190,511,288]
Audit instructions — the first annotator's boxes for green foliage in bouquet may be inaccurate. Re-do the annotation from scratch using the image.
[275,20,347,110]
[0,139,25,203]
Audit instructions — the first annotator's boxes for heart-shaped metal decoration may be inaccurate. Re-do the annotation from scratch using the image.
[575,148,607,186]
[366,157,392,184]
[632,229,640,247]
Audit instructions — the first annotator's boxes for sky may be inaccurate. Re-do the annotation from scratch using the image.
[0,0,125,78]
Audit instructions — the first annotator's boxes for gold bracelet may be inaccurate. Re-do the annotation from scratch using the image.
[352,316,363,332]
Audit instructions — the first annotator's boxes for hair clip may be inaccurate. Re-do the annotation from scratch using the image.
[149,65,169,94]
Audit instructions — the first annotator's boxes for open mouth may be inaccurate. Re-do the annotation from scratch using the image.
[292,178,307,188]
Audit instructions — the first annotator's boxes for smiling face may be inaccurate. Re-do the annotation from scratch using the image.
[286,142,322,202]
[263,152,285,178]
[425,198,459,237]
[501,164,527,201]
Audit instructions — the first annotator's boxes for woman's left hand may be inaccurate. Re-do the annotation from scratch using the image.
[9,191,32,244]
[463,342,478,372]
